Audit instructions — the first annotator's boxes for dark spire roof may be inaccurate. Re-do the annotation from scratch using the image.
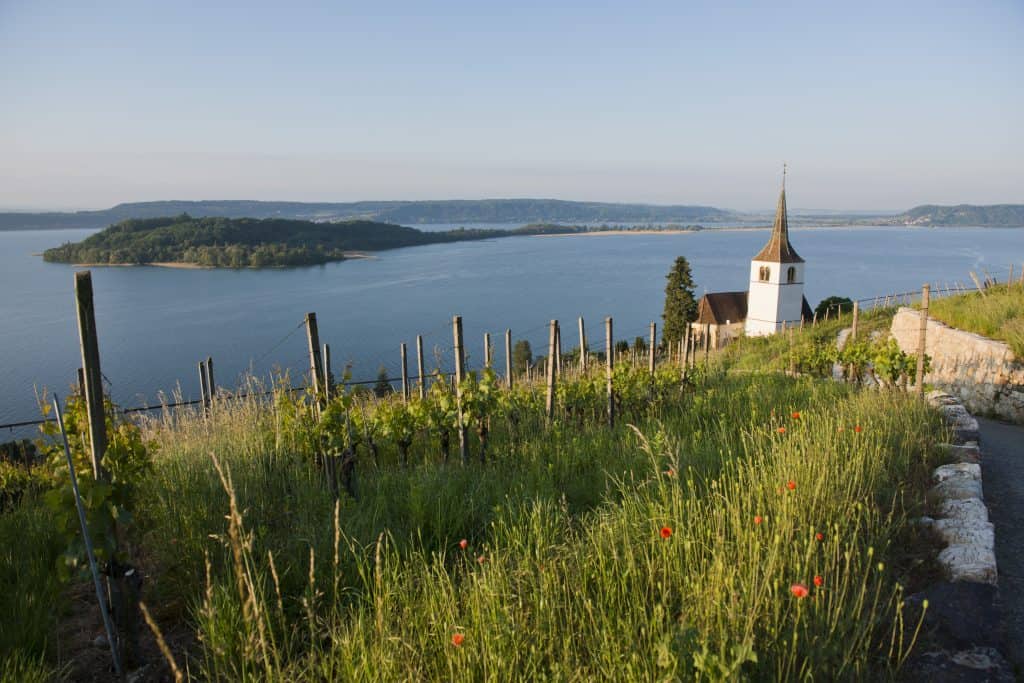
[696,291,748,325]
[753,185,804,264]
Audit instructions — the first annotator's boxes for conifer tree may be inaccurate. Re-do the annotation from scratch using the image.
[661,256,698,349]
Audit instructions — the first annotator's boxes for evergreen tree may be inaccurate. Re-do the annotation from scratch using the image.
[661,256,698,349]
[512,339,533,374]
[374,366,392,397]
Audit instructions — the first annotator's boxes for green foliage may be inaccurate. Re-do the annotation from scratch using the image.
[661,256,699,348]
[37,394,154,580]
[870,339,930,390]
[927,283,1024,356]
[512,339,533,374]
[793,338,838,378]
[0,460,47,511]
[815,295,854,319]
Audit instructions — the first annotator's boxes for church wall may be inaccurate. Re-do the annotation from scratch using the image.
[745,260,805,336]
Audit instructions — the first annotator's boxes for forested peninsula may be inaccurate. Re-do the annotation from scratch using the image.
[41,215,525,268]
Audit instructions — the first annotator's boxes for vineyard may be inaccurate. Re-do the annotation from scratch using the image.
[0,276,955,681]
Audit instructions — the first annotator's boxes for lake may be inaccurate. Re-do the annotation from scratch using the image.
[1,225,1022,436]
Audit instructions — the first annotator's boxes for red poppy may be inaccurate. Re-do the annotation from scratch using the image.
[790,583,809,598]
[777,427,787,434]
[854,425,863,433]
[791,411,801,419]
[660,526,673,539]
[754,515,763,525]
[477,555,487,565]
[451,633,465,647]
[459,539,468,550]
[813,575,823,587]
[815,532,824,542]
[665,467,676,477]
[786,480,796,491]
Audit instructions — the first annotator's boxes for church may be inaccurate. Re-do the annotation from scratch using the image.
[692,178,813,348]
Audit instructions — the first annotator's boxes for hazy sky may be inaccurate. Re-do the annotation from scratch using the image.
[1,1,1021,211]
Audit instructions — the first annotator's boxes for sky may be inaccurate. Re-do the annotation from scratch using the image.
[1,0,1022,212]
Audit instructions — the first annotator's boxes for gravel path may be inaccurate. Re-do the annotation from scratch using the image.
[978,416,1024,668]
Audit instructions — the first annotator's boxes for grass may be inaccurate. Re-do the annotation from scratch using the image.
[927,282,1024,356]
[132,368,941,680]
[2,358,947,680]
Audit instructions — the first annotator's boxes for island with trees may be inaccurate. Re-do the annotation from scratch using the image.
[41,215,523,268]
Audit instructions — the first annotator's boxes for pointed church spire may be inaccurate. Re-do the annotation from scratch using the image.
[753,168,803,264]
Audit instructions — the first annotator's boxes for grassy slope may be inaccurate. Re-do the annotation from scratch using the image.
[926,283,1024,356]
[3,354,947,679]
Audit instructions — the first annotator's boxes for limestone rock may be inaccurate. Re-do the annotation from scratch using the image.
[937,544,998,584]
[937,497,989,526]
[903,647,1015,683]
[933,462,981,483]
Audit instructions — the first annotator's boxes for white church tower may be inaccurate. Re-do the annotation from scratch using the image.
[745,175,805,337]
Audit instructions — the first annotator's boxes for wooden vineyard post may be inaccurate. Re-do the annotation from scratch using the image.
[916,284,930,397]
[648,322,656,377]
[605,317,615,428]
[322,344,332,402]
[546,320,558,422]
[198,361,210,417]
[400,343,410,402]
[77,367,86,403]
[703,324,711,365]
[206,357,216,404]
[452,316,468,464]
[305,313,325,405]
[812,311,818,326]
[680,330,688,380]
[74,271,108,479]
[504,329,513,389]
[851,301,860,340]
[554,324,562,377]
[416,335,426,399]
[578,317,588,373]
[483,332,492,370]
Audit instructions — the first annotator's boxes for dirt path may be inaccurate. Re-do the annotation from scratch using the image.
[978,416,1024,668]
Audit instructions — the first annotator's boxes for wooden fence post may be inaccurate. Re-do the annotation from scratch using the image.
[605,317,614,428]
[483,332,492,370]
[206,357,215,403]
[851,301,860,340]
[400,343,409,402]
[74,271,108,479]
[546,320,558,422]
[452,316,468,463]
[788,326,795,376]
[504,329,513,389]
[554,324,562,377]
[198,361,210,417]
[578,317,587,373]
[916,284,930,397]
[305,312,324,404]
[322,344,332,402]
[704,324,711,365]
[648,322,656,377]
[416,335,426,399]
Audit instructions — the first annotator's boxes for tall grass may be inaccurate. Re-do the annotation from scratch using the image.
[131,369,942,680]
[927,283,1024,356]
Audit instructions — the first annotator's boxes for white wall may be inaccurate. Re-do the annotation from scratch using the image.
[745,260,804,336]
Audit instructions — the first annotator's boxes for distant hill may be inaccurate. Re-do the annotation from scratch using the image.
[2,199,734,231]
[42,215,519,268]
[893,204,1024,227]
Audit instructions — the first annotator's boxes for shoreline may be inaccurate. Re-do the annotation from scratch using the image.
[67,251,376,269]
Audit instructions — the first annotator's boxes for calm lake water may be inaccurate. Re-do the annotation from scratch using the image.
[1,225,1022,435]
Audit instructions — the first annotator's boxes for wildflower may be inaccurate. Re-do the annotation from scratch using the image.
[791,411,801,419]
[814,575,823,587]
[854,425,863,433]
[451,632,465,647]
[664,467,676,477]
[837,426,844,432]
[459,539,468,550]
[787,480,796,491]
[777,427,787,434]
[660,526,673,539]
[790,583,809,598]
[754,515,763,525]
[815,532,824,542]
[477,555,487,565]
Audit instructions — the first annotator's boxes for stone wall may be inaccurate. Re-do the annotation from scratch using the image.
[891,308,1024,423]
